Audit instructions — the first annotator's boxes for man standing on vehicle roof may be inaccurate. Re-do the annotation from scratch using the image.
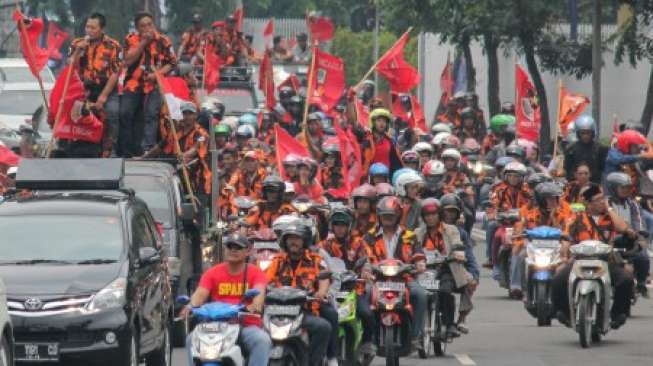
[177,13,205,63]
[181,233,272,366]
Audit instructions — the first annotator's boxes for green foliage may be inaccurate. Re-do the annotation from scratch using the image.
[243,0,356,26]
[330,27,417,87]
[166,0,232,37]
[614,1,653,66]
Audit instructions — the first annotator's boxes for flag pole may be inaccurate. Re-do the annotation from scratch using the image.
[201,42,208,91]
[45,52,80,158]
[15,9,49,114]
[153,71,198,212]
[353,27,413,91]
[301,40,318,130]
[552,79,563,162]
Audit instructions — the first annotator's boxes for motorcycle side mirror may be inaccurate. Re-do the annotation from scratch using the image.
[638,230,650,239]
[354,257,368,271]
[176,295,191,305]
[243,288,261,299]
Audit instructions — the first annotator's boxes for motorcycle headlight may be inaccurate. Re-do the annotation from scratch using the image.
[199,340,222,360]
[270,320,293,340]
[380,265,400,277]
[534,252,552,268]
[85,278,126,313]
[259,260,272,271]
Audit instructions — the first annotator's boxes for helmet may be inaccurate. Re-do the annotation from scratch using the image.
[565,121,578,144]
[516,139,538,158]
[606,172,633,198]
[369,163,390,177]
[501,102,515,114]
[574,115,596,137]
[236,124,256,139]
[401,150,419,164]
[392,167,417,186]
[413,142,434,155]
[262,175,285,194]
[321,139,340,156]
[279,223,311,250]
[616,130,647,154]
[534,182,562,208]
[460,107,475,120]
[223,233,251,249]
[369,108,392,130]
[214,123,231,135]
[250,228,278,243]
[298,157,318,180]
[526,173,552,190]
[239,112,258,126]
[282,154,302,167]
[462,138,481,153]
[441,148,461,163]
[489,114,515,134]
[431,132,452,146]
[307,112,322,123]
[395,170,424,197]
[431,123,452,135]
[352,183,377,201]
[421,198,441,217]
[329,207,354,230]
[279,86,295,101]
[495,156,514,169]
[505,144,526,161]
[422,160,446,176]
[443,135,461,149]
[376,196,402,217]
[272,215,302,238]
[289,95,303,105]
[375,183,395,197]
[503,161,527,177]
[440,193,462,213]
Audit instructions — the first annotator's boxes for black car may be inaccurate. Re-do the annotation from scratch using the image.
[0,159,172,366]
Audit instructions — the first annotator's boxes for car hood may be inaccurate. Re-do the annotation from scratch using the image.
[0,262,124,298]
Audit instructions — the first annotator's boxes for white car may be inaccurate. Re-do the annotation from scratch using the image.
[0,278,14,366]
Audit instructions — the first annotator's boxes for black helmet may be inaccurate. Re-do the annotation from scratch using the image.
[526,173,553,190]
[501,102,515,115]
[223,233,251,249]
[606,172,633,198]
[534,182,562,208]
[279,223,310,251]
[460,107,475,120]
[279,86,296,101]
[440,193,462,213]
[289,95,303,105]
[506,145,526,161]
[329,207,354,231]
[263,175,285,194]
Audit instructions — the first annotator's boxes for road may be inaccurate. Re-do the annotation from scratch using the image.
[172,229,653,366]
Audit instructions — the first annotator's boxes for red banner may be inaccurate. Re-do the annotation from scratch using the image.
[515,64,541,142]
[354,99,369,126]
[258,51,276,109]
[204,43,223,93]
[306,14,335,42]
[232,7,243,32]
[392,94,427,132]
[47,21,69,61]
[558,86,590,136]
[308,47,345,111]
[0,143,20,166]
[12,10,49,78]
[376,31,420,93]
[275,124,311,180]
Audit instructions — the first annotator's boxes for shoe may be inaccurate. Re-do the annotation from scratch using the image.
[610,313,627,329]
[482,261,493,269]
[510,289,523,300]
[446,325,461,338]
[457,322,469,334]
[412,337,424,352]
[327,358,339,366]
[638,284,650,299]
[556,311,570,327]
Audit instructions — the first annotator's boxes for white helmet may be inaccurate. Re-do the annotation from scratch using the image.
[431,132,452,146]
[431,123,452,134]
[284,182,295,194]
[565,121,578,144]
[221,116,239,133]
[421,160,445,176]
[395,170,425,197]
[441,148,461,162]
[413,142,434,154]
[503,161,527,177]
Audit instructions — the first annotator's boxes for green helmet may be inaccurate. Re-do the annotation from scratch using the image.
[489,114,516,134]
[214,123,231,135]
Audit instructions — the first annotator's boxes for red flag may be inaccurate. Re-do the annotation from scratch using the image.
[259,51,276,110]
[46,21,69,61]
[0,143,20,166]
[515,64,541,142]
[354,99,369,126]
[12,10,49,78]
[391,94,426,131]
[392,96,410,124]
[558,86,590,136]
[204,44,223,93]
[308,47,345,111]
[48,65,103,144]
[306,14,335,42]
[335,124,363,192]
[278,74,301,94]
[159,73,192,120]
[275,124,311,180]
[411,95,427,132]
[376,31,420,93]
[232,7,244,32]
[440,58,454,105]
[263,19,274,49]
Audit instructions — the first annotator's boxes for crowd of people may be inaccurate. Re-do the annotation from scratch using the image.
[2,9,653,366]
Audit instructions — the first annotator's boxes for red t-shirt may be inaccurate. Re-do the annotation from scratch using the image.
[373,137,391,168]
[198,263,268,327]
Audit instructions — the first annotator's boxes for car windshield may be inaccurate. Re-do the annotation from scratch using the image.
[210,88,255,115]
[0,215,123,263]
[0,90,46,115]
[0,66,54,84]
[123,176,173,226]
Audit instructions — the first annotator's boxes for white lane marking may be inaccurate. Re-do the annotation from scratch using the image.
[455,353,477,366]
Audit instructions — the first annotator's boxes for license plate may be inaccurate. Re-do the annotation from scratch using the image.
[419,278,440,290]
[337,305,351,320]
[377,281,405,292]
[15,342,59,362]
[270,345,284,359]
[265,305,301,316]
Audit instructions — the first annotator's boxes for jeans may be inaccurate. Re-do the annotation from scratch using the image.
[356,295,376,343]
[319,303,339,359]
[510,249,526,291]
[119,90,161,157]
[103,92,120,156]
[485,220,498,262]
[302,313,332,365]
[186,325,271,366]
[632,249,651,286]
[641,209,653,250]
[407,281,427,338]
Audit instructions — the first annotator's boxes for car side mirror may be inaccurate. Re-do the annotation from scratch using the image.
[181,202,194,224]
[139,247,161,265]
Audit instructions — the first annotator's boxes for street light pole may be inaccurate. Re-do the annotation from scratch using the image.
[592,0,602,133]
[373,0,379,95]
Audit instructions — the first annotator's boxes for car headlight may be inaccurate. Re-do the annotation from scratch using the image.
[85,278,126,313]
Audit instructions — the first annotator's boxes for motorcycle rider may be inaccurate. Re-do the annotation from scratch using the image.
[351,184,378,242]
[563,115,608,184]
[180,233,272,366]
[363,196,428,351]
[246,176,297,230]
[413,142,434,168]
[369,162,391,185]
[226,150,268,200]
[395,170,425,230]
[266,223,339,366]
[401,150,420,171]
[554,183,635,329]
[562,162,592,205]
[422,160,447,198]
[482,114,514,158]
[370,108,403,174]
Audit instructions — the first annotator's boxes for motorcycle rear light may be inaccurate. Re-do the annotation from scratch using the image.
[381,313,397,326]
[155,221,164,237]
[384,291,397,300]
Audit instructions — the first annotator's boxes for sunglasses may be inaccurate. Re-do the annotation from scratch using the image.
[225,244,247,251]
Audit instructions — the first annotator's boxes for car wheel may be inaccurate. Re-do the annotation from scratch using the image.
[118,330,139,366]
[146,323,172,366]
[0,336,11,366]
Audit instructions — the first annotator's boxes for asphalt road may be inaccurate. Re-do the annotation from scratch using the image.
[172,228,653,366]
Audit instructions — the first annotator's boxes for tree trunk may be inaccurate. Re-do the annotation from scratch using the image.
[461,35,476,93]
[523,39,551,153]
[641,67,653,136]
[485,34,501,116]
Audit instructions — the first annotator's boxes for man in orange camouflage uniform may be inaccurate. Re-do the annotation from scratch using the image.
[70,13,122,157]
[119,11,176,157]
[177,14,205,63]
[245,176,296,230]
[226,151,267,200]
[351,184,377,243]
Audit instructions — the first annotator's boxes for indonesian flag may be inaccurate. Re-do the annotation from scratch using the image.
[232,7,244,32]
[12,9,49,78]
[354,98,369,125]
[46,21,69,61]
[259,51,276,109]
[204,43,223,93]
[376,31,420,93]
[558,86,590,136]
[159,73,192,120]
[278,74,301,94]
[263,19,274,50]
[515,64,541,142]
[306,13,335,42]
[308,47,345,111]
[275,124,311,180]
[0,142,20,167]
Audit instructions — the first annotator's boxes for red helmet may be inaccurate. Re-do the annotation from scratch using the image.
[250,228,277,242]
[421,198,441,217]
[376,196,402,217]
[616,130,647,154]
[352,183,377,200]
[375,182,395,198]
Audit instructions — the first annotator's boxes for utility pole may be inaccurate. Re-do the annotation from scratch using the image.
[592,0,602,134]
[373,0,380,95]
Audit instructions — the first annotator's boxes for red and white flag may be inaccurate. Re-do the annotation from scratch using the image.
[263,19,274,50]
[515,64,541,142]
[159,73,192,120]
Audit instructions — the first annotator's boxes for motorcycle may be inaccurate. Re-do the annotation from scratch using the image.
[416,250,446,358]
[492,209,521,296]
[568,240,614,348]
[178,289,260,366]
[263,286,313,366]
[524,226,562,326]
[371,259,414,366]
[252,240,280,271]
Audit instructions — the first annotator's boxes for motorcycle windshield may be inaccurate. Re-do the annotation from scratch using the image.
[193,302,242,321]
[526,226,561,240]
